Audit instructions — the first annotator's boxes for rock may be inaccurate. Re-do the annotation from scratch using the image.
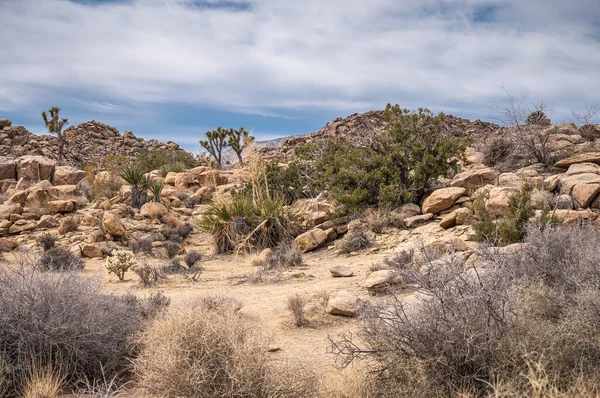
[554,210,597,225]
[0,157,16,180]
[365,270,403,293]
[558,170,600,195]
[255,248,273,264]
[15,155,56,181]
[81,244,103,258]
[81,215,100,227]
[47,200,78,214]
[544,175,560,191]
[140,202,169,219]
[53,166,85,185]
[451,167,499,191]
[347,219,368,232]
[555,194,573,209]
[294,228,328,253]
[390,203,421,224]
[175,172,195,188]
[498,173,523,188]
[422,187,466,214]
[326,291,361,317]
[58,217,78,235]
[439,207,471,229]
[0,118,11,128]
[38,215,58,228]
[8,219,36,234]
[0,203,22,221]
[0,238,18,251]
[324,228,337,242]
[578,124,600,140]
[0,220,10,235]
[403,213,433,228]
[88,230,106,242]
[164,172,178,186]
[8,190,28,205]
[308,211,328,226]
[572,184,600,207]
[555,152,600,169]
[439,211,458,229]
[102,212,126,238]
[329,266,354,277]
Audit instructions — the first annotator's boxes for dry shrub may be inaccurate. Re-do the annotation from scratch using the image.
[139,238,153,254]
[163,223,194,243]
[133,295,316,398]
[38,247,84,272]
[0,259,143,395]
[363,207,391,233]
[184,250,201,267]
[335,231,370,253]
[330,224,600,397]
[36,233,56,252]
[133,262,164,287]
[287,294,307,327]
[163,241,180,259]
[21,361,64,398]
[268,243,303,268]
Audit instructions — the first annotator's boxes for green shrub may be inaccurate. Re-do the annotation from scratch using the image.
[257,162,314,205]
[121,165,149,208]
[294,106,468,211]
[472,183,535,245]
[105,250,136,281]
[197,194,298,254]
[158,162,188,178]
[148,179,164,203]
[137,148,196,174]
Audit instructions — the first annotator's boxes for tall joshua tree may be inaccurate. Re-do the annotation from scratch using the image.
[41,107,69,163]
[199,127,228,168]
[227,127,254,166]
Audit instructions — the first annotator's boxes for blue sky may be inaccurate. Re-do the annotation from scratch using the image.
[1,0,599,152]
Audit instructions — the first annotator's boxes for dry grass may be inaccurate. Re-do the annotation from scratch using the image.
[287,294,307,327]
[133,295,316,397]
[335,232,370,253]
[363,207,391,233]
[21,361,65,398]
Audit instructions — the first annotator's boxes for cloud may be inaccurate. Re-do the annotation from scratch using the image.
[0,0,599,124]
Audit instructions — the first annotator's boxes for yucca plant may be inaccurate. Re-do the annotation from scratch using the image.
[148,179,164,203]
[121,165,149,208]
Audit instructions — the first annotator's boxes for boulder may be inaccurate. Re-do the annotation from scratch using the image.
[329,266,354,278]
[0,157,16,180]
[47,200,78,214]
[451,167,499,190]
[555,194,573,209]
[558,171,600,195]
[53,166,85,185]
[326,291,361,317]
[102,212,126,238]
[0,203,22,221]
[439,207,471,229]
[15,155,56,181]
[554,210,597,225]
[390,203,421,224]
[81,215,100,227]
[81,244,103,258]
[0,238,18,251]
[58,217,78,235]
[555,152,600,169]
[348,219,368,233]
[140,202,169,219]
[38,215,58,228]
[175,172,195,188]
[294,228,328,253]
[365,270,403,293]
[403,213,433,228]
[422,187,466,214]
[578,124,600,140]
[571,184,600,208]
[0,118,11,128]
[8,219,36,234]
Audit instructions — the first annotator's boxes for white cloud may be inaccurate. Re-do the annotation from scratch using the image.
[1,0,599,121]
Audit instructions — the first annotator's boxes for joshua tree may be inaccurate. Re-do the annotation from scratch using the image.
[41,107,69,163]
[199,127,228,167]
[227,127,254,165]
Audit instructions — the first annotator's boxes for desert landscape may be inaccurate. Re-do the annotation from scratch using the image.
[2,103,600,397]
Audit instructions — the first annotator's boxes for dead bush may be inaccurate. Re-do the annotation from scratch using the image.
[287,294,307,327]
[268,243,303,268]
[363,207,391,233]
[0,259,144,395]
[164,223,193,243]
[38,247,84,272]
[330,224,600,396]
[163,241,180,259]
[133,262,164,287]
[133,296,316,398]
[184,250,201,267]
[36,233,56,252]
[335,231,370,253]
[139,238,153,255]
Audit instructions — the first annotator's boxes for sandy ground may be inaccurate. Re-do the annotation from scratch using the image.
[69,231,396,397]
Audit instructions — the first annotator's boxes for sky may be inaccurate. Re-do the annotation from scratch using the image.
[1,0,599,152]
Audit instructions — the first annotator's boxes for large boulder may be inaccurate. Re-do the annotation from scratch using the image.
[451,167,499,191]
[390,203,421,224]
[403,213,433,228]
[53,166,85,185]
[0,203,22,221]
[81,244,103,258]
[555,152,600,169]
[326,291,361,317]
[0,157,16,180]
[365,270,403,293]
[294,228,328,253]
[553,210,597,225]
[140,202,169,219]
[102,212,126,238]
[15,156,56,181]
[8,219,36,234]
[422,187,466,214]
[0,238,18,251]
[47,199,78,214]
[571,184,600,208]
[578,124,600,140]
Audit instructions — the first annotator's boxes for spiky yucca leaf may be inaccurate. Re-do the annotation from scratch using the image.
[120,165,146,187]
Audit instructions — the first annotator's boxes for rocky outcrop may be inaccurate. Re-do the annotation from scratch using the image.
[422,187,466,214]
[15,156,56,181]
[53,166,85,185]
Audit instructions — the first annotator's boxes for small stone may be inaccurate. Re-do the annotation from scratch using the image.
[329,266,354,278]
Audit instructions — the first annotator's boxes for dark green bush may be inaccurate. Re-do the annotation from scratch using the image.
[138,148,196,174]
[294,106,468,211]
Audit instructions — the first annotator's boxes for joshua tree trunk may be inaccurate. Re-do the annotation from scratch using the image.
[131,186,148,208]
